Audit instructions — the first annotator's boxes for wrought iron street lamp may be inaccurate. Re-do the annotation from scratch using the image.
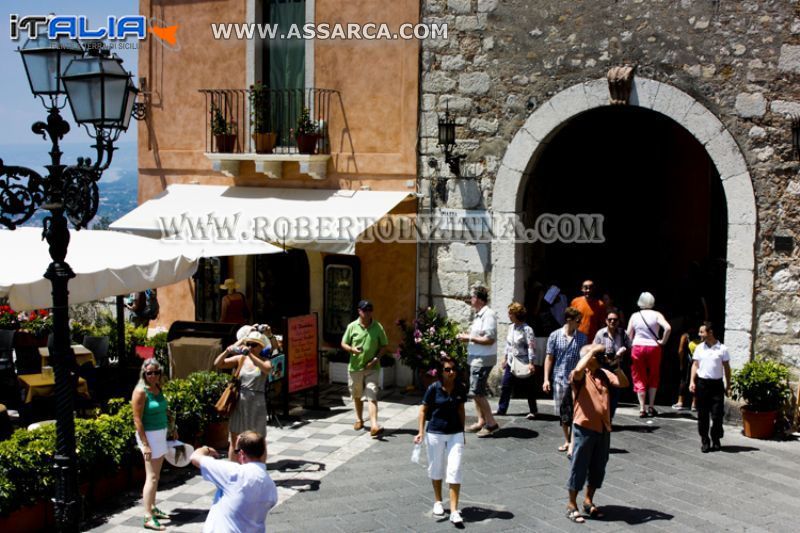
[0,38,139,532]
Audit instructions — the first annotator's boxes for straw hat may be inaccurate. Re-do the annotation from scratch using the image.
[220,278,240,290]
[243,330,268,348]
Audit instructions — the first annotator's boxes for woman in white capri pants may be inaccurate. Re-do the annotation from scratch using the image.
[414,356,467,525]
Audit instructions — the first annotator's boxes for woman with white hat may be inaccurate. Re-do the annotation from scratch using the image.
[214,331,272,460]
[220,278,250,324]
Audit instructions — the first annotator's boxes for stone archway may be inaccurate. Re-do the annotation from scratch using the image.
[491,78,756,367]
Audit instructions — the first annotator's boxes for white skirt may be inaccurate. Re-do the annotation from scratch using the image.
[136,428,168,459]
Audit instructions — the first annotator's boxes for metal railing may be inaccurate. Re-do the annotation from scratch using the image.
[199,87,337,155]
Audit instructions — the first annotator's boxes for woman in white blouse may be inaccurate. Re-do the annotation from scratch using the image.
[495,302,538,419]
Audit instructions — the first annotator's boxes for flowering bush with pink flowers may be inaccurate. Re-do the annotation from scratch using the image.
[396,307,467,374]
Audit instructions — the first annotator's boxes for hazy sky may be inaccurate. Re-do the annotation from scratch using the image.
[0,1,138,147]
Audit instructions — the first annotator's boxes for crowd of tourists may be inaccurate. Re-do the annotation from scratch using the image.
[130,281,731,530]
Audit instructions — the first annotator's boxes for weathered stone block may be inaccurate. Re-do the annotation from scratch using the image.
[721,173,757,226]
[725,268,755,331]
[726,224,755,271]
[447,0,471,14]
[424,72,457,93]
[725,330,752,369]
[735,92,767,118]
[477,0,498,12]
[458,72,492,95]
[469,118,499,133]
[778,44,800,73]
[759,311,789,335]
[439,95,474,112]
[440,54,467,71]
[770,100,800,117]
[771,268,800,292]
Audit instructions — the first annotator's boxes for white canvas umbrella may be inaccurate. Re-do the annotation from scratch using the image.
[0,228,200,311]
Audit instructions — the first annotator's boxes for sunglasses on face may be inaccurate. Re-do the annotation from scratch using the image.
[443,367,456,373]
[245,343,259,348]
[607,318,619,323]
[145,370,161,376]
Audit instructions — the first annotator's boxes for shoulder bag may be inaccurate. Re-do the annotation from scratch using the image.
[510,357,532,379]
[214,357,243,417]
[639,311,662,342]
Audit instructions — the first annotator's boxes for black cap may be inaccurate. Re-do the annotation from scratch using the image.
[357,299,373,311]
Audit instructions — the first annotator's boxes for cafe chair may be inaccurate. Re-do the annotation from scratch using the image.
[13,346,41,376]
[82,335,112,366]
[0,330,19,408]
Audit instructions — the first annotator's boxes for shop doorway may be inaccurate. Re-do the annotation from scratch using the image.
[522,106,728,404]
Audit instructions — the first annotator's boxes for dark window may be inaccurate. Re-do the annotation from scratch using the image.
[251,250,310,334]
[323,255,361,343]
[194,257,227,322]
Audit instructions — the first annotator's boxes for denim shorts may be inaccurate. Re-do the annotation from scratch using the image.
[468,365,491,397]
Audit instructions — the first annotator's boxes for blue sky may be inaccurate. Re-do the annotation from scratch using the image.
[0,0,138,147]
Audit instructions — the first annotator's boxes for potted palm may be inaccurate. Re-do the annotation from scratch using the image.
[730,357,792,439]
[293,107,320,154]
[210,104,237,153]
[249,82,276,154]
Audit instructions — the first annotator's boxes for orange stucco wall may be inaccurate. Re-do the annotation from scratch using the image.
[137,0,420,330]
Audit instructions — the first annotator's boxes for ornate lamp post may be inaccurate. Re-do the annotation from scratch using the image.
[0,37,138,532]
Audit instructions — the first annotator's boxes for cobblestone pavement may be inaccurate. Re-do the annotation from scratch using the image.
[87,386,800,532]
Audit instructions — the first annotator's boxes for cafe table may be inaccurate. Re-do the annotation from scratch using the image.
[18,373,91,404]
[39,344,97,368]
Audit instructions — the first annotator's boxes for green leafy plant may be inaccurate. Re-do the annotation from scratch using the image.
[730,356,792,412]
[293,107,319,136]
[210,103,236,135]
[187,371,231,423]
[396,307,467,375]
[145,331,169,370]
[249,82,272,134]
[163,377,204,441]
[19,309,53,338]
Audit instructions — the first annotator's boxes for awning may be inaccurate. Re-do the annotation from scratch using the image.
[110,185,411,255]
[0,228,199,311]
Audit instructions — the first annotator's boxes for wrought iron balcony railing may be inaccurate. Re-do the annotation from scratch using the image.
[199,87,336,155]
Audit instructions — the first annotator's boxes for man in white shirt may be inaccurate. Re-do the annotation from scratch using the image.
[457,285,499,437]
[191,431,277,532]
[689,322,731,453]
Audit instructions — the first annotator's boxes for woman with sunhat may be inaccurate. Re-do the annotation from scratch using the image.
[214,330,272,460]
[220,278,250,323]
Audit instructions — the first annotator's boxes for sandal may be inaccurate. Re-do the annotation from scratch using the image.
[582,503,604,519]
[639,410,647,418]
[566,508,585,523]
[143,516,166,531]
[557,443,569,452]
[466,423,483,433]
[152,507,170,520]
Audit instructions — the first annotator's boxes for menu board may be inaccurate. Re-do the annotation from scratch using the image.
[287,314,319,393]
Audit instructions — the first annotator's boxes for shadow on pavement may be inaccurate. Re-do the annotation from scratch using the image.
[275,478,321,492]
[608,447,629,454]
[270,459,325,472]
[720,445,759,453]
[592,505,673,524]
[492,427,538,439]
[166,508,207,526]
[613,424,660,433]
[653,411,697,420]
[460,506,514,523]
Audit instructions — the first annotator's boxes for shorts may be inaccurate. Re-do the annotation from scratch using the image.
[468,365,491,397]
[426,432,465,484]
[553,380,572,424]
[349,369,379,402]
[135,428,168,459]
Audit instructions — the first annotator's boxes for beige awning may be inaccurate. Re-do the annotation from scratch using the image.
[110,184,411,255]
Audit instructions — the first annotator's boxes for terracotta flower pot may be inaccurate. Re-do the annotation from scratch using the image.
[0,500,49,532]
[295,133,319,155]
[741,406,777,439]
[205,420,230,450]
[252,132,277,154]
[214,133,237,153]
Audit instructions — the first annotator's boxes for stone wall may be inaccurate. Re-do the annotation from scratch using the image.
[419,0,800,370]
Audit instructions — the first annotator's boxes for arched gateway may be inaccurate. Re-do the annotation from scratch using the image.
[491,78,755,368]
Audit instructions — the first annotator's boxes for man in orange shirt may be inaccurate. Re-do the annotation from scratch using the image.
[570,280,606,341]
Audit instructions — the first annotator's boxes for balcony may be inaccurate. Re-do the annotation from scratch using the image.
[199,87,337,180]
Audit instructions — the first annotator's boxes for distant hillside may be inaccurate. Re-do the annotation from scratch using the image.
[0,142,138,228]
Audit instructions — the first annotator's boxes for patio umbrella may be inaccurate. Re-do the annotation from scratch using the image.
[0,228,200,310]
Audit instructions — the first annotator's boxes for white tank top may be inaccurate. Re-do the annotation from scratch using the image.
[630,309,660,346]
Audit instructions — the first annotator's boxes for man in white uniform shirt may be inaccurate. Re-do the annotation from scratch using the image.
[689,322,731,453]
[457,285,500,437]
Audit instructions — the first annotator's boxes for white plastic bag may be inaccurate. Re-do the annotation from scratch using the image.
[411,442,423,465]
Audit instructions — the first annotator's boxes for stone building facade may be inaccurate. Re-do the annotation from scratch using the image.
[418,0,800,371]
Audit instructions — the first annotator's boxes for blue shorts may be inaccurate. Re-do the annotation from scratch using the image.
[567,424,610,492]
[468,365,491,397]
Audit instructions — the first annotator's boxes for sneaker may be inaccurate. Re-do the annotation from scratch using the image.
[671,403,687,410]
[526,413,536,420]
[476,424,499,438]
[433,501,445,516]
[493,410,506,416]
[449,510,463,524]
[353,420,364,431]
[466,423,483,433]
[691,405,697,412]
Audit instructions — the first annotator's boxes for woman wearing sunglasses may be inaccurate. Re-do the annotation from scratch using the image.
[414,356,468,525]
[214,330,272,461]
[132,358,173,530]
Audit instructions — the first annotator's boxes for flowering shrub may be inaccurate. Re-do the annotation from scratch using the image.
[20,309,53,338]
[396,307,467,375]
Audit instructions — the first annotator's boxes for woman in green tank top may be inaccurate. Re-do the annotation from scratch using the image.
[132,358,174,530]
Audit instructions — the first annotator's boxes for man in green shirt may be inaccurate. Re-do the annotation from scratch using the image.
[341,300,389,438]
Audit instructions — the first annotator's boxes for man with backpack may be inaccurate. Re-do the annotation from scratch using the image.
[128,288,160,328]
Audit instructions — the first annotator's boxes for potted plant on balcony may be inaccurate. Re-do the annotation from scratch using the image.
[210,103,237,153]
[730,356,792,439]
[293,107,320,155]
[249,82,276,154]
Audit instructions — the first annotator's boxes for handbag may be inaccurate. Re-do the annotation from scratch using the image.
[510,357,532,379]
[214,358,243,417]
